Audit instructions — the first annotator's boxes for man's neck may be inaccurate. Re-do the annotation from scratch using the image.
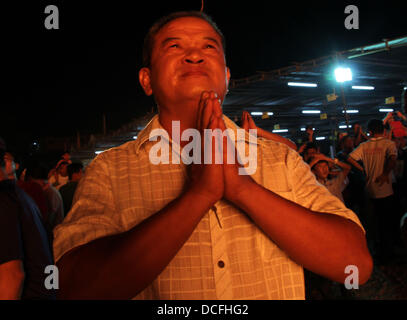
[159,107,200,148]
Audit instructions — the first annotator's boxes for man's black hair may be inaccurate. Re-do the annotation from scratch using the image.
[367,119,384,135]
[142,11,226,68]
[67,162,83,180]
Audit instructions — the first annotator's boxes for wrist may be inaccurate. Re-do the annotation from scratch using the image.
[227,175,258,207]
[184,183,219,208]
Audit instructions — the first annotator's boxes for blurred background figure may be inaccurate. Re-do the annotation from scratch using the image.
[25,160,64,244]
[307,153,351,204]
[59,162,84,216]
[347,119,399,265]
[0,138,56,300]
[301,141,320,163]
[48,160,69,190]
[353,123,368,147]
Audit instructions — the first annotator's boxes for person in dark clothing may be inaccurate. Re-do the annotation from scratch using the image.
[0,142,56,300]
[59,162,84,216]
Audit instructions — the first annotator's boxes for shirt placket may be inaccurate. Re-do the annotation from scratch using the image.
[209,202,233,299]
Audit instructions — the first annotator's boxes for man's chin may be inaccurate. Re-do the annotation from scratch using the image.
[179,86,225,101]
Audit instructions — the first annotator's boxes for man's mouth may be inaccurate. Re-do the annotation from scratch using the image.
[181,70,208,77]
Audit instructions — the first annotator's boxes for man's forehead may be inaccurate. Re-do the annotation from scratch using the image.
[155,17,222,42]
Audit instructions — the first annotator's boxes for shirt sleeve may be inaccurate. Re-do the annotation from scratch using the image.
[0,194,24,265]
[349,143,364,162]
[286,149,365,233]
[53,154,121,262]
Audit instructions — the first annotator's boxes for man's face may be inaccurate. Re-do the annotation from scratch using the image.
[139,17,230,110]
[59,164,68,177]
[4,152,16,178]
[312,161,329,180]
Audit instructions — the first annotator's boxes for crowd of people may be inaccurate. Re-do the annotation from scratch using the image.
[1,10,406,300]
[0,145,84,299]
[297,112,407,266]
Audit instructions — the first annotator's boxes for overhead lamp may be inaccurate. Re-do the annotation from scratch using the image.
[95,150,104,154]
[288,82,318,87]
[379,108,394,112]
[339,125,352,129]
[334,67,352,83]
[352,86,374,90]
[315,137,326,140]
[272,129,288,133]
[342,109,359,114]
[300,127,315,131]
[250,112,273,116]
[133,136,138,140]
[302,110,321,114]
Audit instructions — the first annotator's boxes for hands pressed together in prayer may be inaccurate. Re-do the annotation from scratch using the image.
[188,91,255,206]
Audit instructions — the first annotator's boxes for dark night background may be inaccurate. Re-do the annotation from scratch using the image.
[1,0,406,161]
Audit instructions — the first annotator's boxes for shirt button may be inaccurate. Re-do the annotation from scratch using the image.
[217,260,225,268]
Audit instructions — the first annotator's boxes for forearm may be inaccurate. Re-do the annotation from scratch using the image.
[57,189,214,299]
[383,157,396,175]
[347,156,364,172]
[334,159,351,177]
[233,181,372,284]
[0,261,25,300]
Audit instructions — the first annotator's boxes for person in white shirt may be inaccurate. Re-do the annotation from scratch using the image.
[347,119,398,264]
[48,161,69,190]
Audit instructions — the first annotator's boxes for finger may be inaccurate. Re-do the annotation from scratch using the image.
[201,96,214,131]
[241,111,249,130]
[247,113,256,129]
[213,96,222,117]
[197,91,209,130]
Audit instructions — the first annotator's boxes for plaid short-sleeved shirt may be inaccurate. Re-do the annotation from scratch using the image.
[53,115,364,300]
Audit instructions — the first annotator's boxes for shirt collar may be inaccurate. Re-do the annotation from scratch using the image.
[134,113,259,155]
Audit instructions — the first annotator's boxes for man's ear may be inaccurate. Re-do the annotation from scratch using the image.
[226,67,231,86]
[139,67,153,96]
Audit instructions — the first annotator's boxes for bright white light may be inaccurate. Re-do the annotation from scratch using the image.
[250,112,274,116]
[300,127,315,131]
[33,142,37,146]
[302,110,321,114]
[335,67,352,83]
[352,86,374,90]
[342,109,359,114]
[339,125,352,129]
[379,108,394,112]
[272,129,289,133]
[95,151,104,154]
[315,137,326,140]
[133,136,138,140]
[288,82,318,87]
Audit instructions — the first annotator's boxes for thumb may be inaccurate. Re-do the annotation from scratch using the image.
[241,111,249,131]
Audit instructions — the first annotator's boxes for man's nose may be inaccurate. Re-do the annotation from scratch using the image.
[184,48,204,64]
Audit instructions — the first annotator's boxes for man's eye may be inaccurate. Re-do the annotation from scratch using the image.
[169,44,179,48]
[205,44,215,49]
